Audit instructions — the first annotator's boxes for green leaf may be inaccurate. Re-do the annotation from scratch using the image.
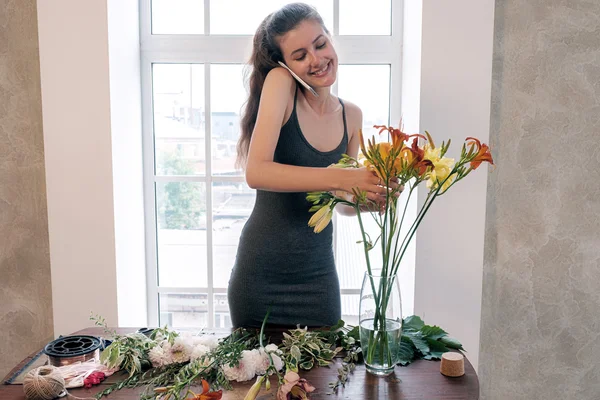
[397,337,415,366]
[320,349,335,360]
[290,345,302,361]
[328,320,345,331]
[108,347,120,367]
[307,342,321,353]
[317,358,330,367]
[300,360,314,370]
[403,315,425,331]
[347,326,360,341]
[440,336,464,350]
[406,333,429,355]
[420,325,447,340]
[424,338,449,360]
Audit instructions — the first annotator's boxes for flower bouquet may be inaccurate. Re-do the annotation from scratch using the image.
[307,125,493,376]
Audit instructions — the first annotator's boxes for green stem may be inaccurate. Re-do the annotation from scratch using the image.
[391,187,440,279]
[356,208,380,313]
[390,182,416,270]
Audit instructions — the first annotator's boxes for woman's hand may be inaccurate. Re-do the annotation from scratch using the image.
[338,167,401,198]
[333,168,403,213]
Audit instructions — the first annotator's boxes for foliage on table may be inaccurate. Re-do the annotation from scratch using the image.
[89,315,463,400]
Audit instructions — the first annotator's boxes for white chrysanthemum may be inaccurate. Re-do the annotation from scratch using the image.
[264,344,284,372]
[169,337,192,364]
[148,343,170,368]
[221,350,257,382]
[190,344,210,361]
[195,334,220,350]
[252,349,270,376]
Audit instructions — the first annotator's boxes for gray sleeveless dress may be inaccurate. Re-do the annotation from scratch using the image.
[228,89,348,328]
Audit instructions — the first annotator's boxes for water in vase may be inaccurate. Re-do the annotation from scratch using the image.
[359,318,402,376]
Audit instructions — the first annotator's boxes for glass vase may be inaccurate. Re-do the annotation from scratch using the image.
[359,269,402,376]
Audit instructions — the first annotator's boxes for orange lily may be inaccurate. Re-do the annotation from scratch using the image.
[373,124,409,151]
[190,380,223,400]
[404,137,433,176]
[465,137,494,170]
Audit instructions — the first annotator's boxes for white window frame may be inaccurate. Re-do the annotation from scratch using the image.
[140,0,404,328]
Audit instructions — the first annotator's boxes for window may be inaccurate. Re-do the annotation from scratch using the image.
[141,0,403,328]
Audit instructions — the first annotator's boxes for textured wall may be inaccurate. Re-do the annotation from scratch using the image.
[479,1,600,399]
[0,0,54,380]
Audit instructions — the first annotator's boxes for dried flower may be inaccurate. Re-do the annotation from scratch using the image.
[277,371,315,400]
[83,371,105,388]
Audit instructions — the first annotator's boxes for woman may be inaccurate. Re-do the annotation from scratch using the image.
[228,3,391,328]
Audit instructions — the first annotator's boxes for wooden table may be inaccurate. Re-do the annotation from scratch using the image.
[2,327,479,399]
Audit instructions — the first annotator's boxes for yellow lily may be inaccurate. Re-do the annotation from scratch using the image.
[308,201,334,233]
[243,375,266,400]
[313,209,333,233]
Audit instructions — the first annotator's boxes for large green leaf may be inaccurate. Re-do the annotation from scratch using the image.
[420,325,447,340]
[405,333,429,355]
[397,336,415,366]
[440,336,464,350]
[424,338,449,360]
[403,315,425,331]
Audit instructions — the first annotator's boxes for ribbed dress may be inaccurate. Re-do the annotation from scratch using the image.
[227,89,348,328]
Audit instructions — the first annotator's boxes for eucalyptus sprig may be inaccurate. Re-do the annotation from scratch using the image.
[326,324,361,394]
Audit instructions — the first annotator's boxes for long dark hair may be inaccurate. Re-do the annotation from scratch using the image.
[236,3,328,168]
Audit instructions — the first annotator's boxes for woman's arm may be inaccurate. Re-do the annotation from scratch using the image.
[335,102,374,216]
[245,68,386,199]
[335,102,397,216]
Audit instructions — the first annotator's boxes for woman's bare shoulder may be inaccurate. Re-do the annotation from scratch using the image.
[264,66,296,88]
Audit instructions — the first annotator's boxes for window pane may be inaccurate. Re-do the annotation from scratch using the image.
[212,183,256,287]
[337,64,390,141]
[152,0,204,34]
[210,0,333,35]
[159,293,208,328]
[341,294,360,326]
[210,64,246,176]
[336,213,383,289]
[339,0,391,35]
[214,294,232,328]
[336,64,390,289]
[156,182,207,287]
[153,64,205,176]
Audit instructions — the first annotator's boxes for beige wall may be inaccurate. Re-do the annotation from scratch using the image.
[479,1,600,399]
[37,0,120,335]
[0,0,54,380]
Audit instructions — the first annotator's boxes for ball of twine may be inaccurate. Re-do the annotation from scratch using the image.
[23,365,66,400]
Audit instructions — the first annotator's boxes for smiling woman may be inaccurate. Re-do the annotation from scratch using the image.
[228,2,394,328]
[139,0,402,331]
